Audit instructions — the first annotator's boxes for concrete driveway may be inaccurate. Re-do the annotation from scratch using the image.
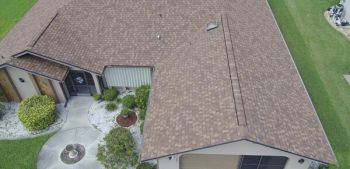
[37,96,104,169]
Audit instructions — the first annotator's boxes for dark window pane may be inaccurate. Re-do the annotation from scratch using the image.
[260,156,288,166]
[71,72,87,85]
[242,156,261,165]
[85,72,95,85]
[241,164,258,169]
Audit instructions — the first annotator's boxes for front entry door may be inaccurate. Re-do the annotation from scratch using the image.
[65,70,96,96]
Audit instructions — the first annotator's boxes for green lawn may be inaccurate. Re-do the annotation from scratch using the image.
[0,0,37,39]
[0,133,54,169]
[269,0,350,168]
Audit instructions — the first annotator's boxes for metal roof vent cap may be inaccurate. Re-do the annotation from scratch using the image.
[207,21,218,31]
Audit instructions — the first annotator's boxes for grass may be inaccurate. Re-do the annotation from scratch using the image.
[268,0,350,168]
[0,133,54,169]
[0,0,37,39]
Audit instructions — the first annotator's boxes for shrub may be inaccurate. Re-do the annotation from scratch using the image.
[140,120,145,134]
[122,95,136,109]
[18,95,56,131]
[120,108,131,117]
[0,103,5,120]
[135,85,150,110]
[116,98,122,103]
[0,90,7,102]
[103,88,119,101]
[97,127,138,169]
[136,163,156,169]
[106,102,117,112]
[139,109,146,121]
[93,94,102,101]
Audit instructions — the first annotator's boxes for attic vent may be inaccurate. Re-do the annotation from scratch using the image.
[206,21,218,31]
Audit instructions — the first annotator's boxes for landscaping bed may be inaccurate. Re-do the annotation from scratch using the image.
[88,91,143,151]
[0,102,67,139]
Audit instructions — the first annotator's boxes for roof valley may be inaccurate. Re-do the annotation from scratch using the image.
[221,14,247,126]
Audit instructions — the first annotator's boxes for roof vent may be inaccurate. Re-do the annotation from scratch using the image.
[206,21,218,31]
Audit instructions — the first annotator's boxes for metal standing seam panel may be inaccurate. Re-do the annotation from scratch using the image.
[104,67,152,88]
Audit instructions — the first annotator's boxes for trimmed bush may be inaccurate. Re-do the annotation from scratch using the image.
[97,127,138,169]
[139,109,146,121]
[120,108,130,117]
[122,95,136,109]
[135,85,150,110]
[18,95,56,131]
[106,102,117,112]
[103,88,119,101]
[136,163,156,169]
[93,94,102,101]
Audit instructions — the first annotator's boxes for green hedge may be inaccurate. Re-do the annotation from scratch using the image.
[122,95,136,109]
[97,127,138,169]
[136,163,156,169]
[135,85,150,110]
[18,95,56,131]
[103,88,119,101]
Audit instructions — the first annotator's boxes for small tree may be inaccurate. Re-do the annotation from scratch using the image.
[97,127,138,169]
[120,108,131,118]
[135,85,150,110]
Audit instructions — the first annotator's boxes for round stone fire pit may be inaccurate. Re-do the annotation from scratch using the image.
[60,144,85,164]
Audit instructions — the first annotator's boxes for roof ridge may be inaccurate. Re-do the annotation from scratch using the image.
[28,13,59,49]
[221,14,247,126]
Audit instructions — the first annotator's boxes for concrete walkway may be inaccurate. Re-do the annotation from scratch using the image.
[37,96,104,169]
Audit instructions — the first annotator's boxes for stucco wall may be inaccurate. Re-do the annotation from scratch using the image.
[51,80,67,103]
[157,140,313,169]
[6,67,40,99]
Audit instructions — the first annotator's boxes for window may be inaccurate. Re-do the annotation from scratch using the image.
[240,156,288,169]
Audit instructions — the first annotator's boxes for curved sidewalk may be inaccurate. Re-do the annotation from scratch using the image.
[37,96,104,169]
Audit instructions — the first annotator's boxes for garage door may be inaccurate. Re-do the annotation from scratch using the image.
[104,67,152,88]
[181,154,240,169]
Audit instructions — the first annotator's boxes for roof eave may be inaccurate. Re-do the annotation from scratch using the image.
[141,138,337,165]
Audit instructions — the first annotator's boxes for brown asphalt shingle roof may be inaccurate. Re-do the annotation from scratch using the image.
[0,0,72,65]
[0,0,336,164]
[6,55,68,81]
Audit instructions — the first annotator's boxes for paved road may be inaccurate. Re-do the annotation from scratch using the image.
[37,97,104,169]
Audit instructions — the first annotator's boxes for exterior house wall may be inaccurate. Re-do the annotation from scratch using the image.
[51,81,67,103]
[157,140,313,169]
[6,67,40,99]
[0,68,21,101]
[104,67,152,88]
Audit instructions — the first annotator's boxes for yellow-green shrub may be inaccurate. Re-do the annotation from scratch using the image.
[18,95,56,131]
